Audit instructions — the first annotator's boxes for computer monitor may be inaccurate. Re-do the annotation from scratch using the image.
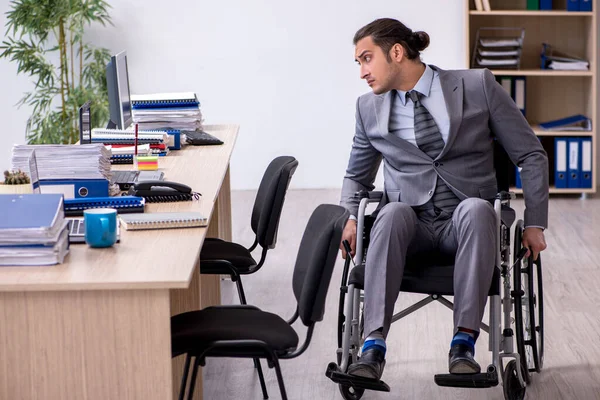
[106,51,132,130]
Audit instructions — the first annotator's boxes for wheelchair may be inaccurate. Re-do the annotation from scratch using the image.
[326,151,544,400]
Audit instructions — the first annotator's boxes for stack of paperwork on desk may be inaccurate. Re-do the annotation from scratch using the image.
[131,92,203,131]
[10,144,112,181]
[0,194,70,266]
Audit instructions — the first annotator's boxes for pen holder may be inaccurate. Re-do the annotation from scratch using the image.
[134,155,159,171]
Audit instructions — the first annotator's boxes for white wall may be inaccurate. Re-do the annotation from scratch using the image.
[0,0,466,190]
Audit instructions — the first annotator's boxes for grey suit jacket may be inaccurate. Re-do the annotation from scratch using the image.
[340,65,549,228]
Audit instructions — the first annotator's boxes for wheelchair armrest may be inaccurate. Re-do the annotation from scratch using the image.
[496,191,516,201]
[354,190,384,201]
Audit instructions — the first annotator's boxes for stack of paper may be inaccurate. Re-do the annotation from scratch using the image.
[0,194,70,266]
[131,92,203,131]
[11,144,111,181]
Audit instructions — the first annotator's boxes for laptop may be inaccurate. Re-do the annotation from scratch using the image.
[68,218,121,244]
[112,170,165,191]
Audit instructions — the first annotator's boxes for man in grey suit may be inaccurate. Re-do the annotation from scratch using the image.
[340,18,548,380]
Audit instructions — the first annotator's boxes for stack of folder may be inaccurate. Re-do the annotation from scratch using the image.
[91,130,171,163]
[10,144,112,198]
[0,194,70,266]
[131,92,203,132]
[541,43,589,71]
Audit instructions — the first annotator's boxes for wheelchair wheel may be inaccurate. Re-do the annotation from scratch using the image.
[339,384,365,400]
[513,220,545,380]
[503,360,526,400]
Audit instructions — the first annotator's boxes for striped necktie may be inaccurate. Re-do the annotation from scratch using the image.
[408,90,461,214]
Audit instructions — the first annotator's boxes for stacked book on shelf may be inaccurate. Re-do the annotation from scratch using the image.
[11,144,112,198]
[131,92,203,132]
[472,28,525,69]
[0,194,70,266]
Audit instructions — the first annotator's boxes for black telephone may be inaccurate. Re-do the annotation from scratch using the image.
[127,180,200,202]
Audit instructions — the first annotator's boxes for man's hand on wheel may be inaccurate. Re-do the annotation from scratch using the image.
[522,227,547,261]
[340,219,357,259]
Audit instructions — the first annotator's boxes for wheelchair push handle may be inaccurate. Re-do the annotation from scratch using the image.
[513,247,529,266]
[342,240,356,266]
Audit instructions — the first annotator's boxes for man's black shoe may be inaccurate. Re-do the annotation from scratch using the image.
[347,348,386,380]
[448,343,481,374]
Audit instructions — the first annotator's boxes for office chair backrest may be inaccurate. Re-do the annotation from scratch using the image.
[251,156,298,249]
[292,204,349,326]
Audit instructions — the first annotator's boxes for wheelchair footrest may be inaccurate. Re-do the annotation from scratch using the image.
[325,362,390,392]
[434,365,499,388]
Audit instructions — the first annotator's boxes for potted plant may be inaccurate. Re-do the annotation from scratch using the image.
[0,170,32,194]
[0,0,113,144]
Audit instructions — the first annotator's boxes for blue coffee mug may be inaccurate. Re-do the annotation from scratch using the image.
[84,208,118,248]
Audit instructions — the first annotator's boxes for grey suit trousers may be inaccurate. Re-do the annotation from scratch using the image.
[363,198,497,339]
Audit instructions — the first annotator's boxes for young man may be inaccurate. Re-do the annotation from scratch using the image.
[339,18,548,380]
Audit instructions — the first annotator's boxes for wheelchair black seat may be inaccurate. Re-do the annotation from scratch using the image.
[348,251,501,296]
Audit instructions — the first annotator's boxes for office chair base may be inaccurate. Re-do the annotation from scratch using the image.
[434,364,499,388]
[326,362,390,392]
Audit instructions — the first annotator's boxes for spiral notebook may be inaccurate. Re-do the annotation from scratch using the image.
[131,92,200,109]
[118,212,207,230]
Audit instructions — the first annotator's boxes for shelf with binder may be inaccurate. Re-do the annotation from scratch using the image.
[531,127,593,136]
[512,186,596,194]
[469,0,592,11]
[470,10,594,15]
[467,0,597,194]
[490,69,593,76]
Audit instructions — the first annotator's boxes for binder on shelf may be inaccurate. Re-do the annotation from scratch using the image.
[579,0,592,11]
[39,179,109,199]
[541,43,589,70]
[474,0,483,11]
[527,0,540,10]
[568,0,579,11]
[513,77,526,116]
[497,76,512,95]
[482,0,491,11]
[515,166,523,189]
[63,196,145,216]
[540,0,552,9]
[567,138,580,188]
[539,114,592,131]
[555,138,568,188]
[580,137,593,188]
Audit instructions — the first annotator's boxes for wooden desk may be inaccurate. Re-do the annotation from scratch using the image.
[0,124,238,400]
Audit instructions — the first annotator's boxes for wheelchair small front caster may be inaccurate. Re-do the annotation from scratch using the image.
[339,384,365,400]
[503,360,526,400]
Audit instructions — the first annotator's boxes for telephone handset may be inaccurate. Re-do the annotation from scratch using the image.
[127,180,201,202]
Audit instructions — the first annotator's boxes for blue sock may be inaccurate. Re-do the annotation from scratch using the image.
[362,331,386,356]
[451,331,476,355]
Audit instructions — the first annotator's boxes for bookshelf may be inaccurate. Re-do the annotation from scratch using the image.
[465,0,597,195]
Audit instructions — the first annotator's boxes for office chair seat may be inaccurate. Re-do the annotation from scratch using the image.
[348,251,501,296]
[171,307,300,358]
[200,239,258,273]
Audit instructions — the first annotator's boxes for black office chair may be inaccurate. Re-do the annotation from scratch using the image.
[172,204,349,400]
[200,155,298,305]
